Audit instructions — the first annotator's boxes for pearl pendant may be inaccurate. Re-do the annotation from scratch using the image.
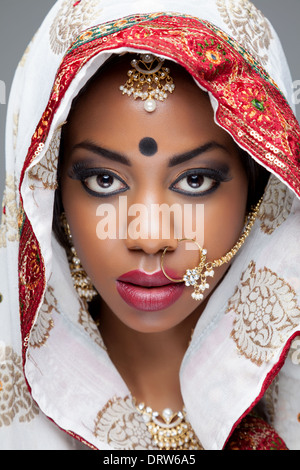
[144,98,156,112]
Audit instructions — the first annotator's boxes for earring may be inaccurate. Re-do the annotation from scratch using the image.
[60,213,98,302]
[161,198,262,300]
[119,53,175,113]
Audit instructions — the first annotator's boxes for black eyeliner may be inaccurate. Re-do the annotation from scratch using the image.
[68,161,102,180]
[172,167,232,185]
[169,167,232,197]
[68,161,129,198]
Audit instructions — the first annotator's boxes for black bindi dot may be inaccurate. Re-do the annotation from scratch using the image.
[139,137,158,157]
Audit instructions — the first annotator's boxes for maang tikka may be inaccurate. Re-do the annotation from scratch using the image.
[61,213,98,302]
[161,198,262,301]
[119,54,175,112]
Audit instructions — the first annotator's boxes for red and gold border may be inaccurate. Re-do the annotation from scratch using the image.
[18,13,300,360]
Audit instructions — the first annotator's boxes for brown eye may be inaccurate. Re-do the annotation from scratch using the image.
[97,174,114,188]
[187,174,204,188]
[84,172,127,195]
[69,163,129,197]
[173,173,216,194]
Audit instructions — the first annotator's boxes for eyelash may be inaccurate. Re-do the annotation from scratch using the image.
[69,163,230,198]
[170,168,231,197]
[69,163,129,198]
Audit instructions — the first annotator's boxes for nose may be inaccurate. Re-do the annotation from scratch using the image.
[123,200,179,255]
[125,234,178,255]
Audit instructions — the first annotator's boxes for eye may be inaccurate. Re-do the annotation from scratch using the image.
[175,174,215,193]
[84,172,127,195]
[170,168,230,196]
[69,163,129,197]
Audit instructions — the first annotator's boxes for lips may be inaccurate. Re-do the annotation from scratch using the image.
[116,270,185,311]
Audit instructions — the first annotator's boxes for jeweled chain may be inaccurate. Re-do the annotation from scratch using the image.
[136,403,203,450]
[184,197,263,300]
[211,197,263,268]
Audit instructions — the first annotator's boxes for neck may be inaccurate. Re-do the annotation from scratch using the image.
[98,301,202,413]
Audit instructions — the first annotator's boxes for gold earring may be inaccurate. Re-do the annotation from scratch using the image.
[61,213,98,302]
[119,53,175,113]
[161,198,262,300]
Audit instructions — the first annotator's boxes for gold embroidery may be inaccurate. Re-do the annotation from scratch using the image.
[28,128,61,190]
[13,112,19,150]
[289,337,300,365]
[78,299,106,350]
[49,0,103,55]
[19,33,37,68]
[29,285,58,348]
[216,0,273,66]
[0,175,19,248]
[94,396,156,450]
[0,343,39,426]
[227,261,300,366]
[258,175,293,235]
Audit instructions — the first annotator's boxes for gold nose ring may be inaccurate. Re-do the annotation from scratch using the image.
[160,196,263,301]
[161,238,210,300]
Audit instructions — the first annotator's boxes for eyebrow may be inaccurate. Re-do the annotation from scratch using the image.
[168,141,230,167]
[72,141,132,166]
[71,140,229,168]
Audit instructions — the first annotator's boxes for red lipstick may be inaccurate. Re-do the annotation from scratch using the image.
[116,270,185,311]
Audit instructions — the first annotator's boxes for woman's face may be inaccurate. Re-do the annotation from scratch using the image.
[61,57,248,333]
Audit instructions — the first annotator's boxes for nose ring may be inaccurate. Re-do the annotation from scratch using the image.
[160,196,263,301]
[161,238,212,301]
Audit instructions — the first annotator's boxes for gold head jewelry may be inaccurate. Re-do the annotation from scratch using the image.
[119,53,175,112]
[161,198,263,300]
[61,213,98,302]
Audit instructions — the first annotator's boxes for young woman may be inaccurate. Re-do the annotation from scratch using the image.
[0,0,299,450]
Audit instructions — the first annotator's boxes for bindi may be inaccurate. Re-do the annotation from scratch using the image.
[139,137,158,157]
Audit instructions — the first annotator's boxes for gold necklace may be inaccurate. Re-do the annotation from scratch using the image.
[136,402,203,450]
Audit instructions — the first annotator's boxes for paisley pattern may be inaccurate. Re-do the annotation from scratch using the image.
[0,175,19,248]
[289,337,300,365]
[258,175,293,235]
[28,128,61,190]
[49,0,103,54]
[94,396,156,450]
[78,300,107,350]
[29,285,57,348]
[216,0,273,65]
[0,343,39,427]
[227,261,300,366]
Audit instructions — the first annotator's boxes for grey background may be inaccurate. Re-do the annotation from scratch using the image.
[0,0,300,201]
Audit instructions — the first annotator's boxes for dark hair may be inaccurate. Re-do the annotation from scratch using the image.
[238,149,270,211]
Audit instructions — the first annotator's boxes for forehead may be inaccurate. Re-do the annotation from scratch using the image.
[65,56,237,157]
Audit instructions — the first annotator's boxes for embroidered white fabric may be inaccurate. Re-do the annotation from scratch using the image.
[0,0,299,450]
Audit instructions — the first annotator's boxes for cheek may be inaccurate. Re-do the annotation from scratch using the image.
[202,178,248,260]
[62,180,111,277]
[61,179,131,301]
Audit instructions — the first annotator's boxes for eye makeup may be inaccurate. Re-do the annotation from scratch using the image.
[170,166,232,197]
[68,161,129,197]
[67,159,232,199]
